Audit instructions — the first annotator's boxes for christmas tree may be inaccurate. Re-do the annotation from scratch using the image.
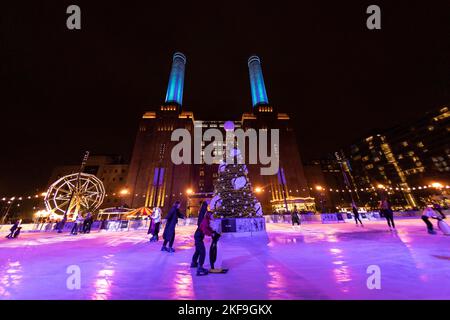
[209,148,263,218]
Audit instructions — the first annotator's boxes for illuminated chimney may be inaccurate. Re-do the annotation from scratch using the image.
[247,55,269,107]
[164,52,187,106]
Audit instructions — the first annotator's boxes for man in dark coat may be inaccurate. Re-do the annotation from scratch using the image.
[291,205,301,226]
[161,201,185,253]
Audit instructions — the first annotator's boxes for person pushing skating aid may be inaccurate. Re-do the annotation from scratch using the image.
[191,201,209,276]
[199,211,228,274]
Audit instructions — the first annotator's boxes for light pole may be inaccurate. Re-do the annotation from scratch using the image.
[1,197,15,224]
[185,188,193,217]
[315,186,325,213]
[335,151,357,207]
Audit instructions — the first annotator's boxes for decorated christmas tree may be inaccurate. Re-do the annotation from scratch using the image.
[209,122,263,218]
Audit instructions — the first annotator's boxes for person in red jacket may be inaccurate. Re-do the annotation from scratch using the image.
[200,211,228,274]
[191,201,209,276]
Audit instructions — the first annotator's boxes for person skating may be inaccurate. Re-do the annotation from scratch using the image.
[291,205,301,227]
[6,219,22,239]
[421,206,440,234]
[379,199,395,230]
[13,226,22,238]
[82,212,93,233]
[71,214,83,235]
[149,207,162,242]
[161,201,185,252]
[351,202,363,226]
[191,201,209,276]
[200,210,228,274]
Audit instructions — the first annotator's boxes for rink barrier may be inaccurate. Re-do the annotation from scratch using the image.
[1,210,448,233]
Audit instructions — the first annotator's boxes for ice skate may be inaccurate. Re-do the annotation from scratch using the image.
[196,267,209,276]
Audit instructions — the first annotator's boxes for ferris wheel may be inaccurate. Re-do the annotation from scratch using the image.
[44,173,106,218]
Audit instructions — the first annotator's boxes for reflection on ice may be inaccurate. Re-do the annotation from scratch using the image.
[92,255,115,300]
[0,260,23,298]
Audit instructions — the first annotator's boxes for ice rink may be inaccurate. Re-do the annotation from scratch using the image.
[1,219,450,300]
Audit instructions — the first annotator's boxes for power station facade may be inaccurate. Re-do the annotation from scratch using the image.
[125,53,313,215]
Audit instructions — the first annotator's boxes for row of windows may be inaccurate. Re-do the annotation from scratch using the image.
[103,169,127,174]
[101,177,124,182]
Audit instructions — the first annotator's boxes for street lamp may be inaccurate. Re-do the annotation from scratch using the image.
[119,188,130,195]
[431,182,444,189]
[315,185,325,213]
[254,187,263,194]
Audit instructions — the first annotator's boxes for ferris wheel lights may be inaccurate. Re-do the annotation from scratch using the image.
[45,173,105,215]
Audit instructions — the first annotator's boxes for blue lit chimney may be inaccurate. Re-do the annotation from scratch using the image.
[164,52,186,106]
[248,55,269,107]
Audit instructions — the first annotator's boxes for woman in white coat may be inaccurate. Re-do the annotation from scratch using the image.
[149,207,162,242]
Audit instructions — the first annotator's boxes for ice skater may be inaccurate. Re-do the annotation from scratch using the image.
[149,207,162,242]
[291,205,301,227]
[71,213,84,235]
[351,202,363,226]
[200,210,228,274]
[6,219,22,239]
[190,201,209,276]
[421,206,439,234]
[379,199,395,230]
[82,212,93,233]
[161,201,185,253]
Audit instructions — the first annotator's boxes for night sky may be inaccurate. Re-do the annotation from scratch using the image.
[1,1,449,195]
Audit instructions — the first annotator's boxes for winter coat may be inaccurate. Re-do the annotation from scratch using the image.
[422,207,439,219]
[162,206,185,241]
[10,221,20,232]
[197,205,208,227]
[151,207,162,223]
[200,211,214,237]
[291,211,300,223]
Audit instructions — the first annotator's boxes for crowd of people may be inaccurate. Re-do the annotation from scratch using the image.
[286,198,449,235]
[3,198,448,251]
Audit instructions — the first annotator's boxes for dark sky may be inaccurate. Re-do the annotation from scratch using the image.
[1,1,449,195]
